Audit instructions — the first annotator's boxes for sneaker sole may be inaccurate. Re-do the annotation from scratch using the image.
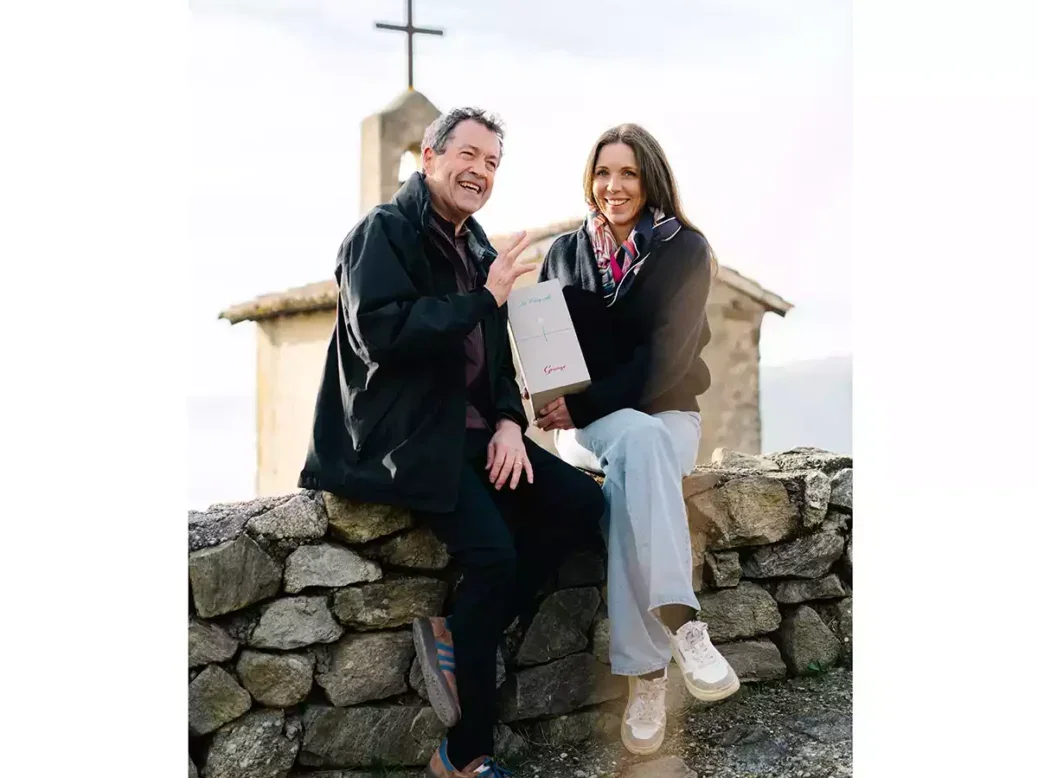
[682,671,741,702]
[413,618,461,728]
[620,727,666,756]
[620,678,666,756]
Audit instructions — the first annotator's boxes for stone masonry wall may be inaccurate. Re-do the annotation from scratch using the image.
[187,446,852,777]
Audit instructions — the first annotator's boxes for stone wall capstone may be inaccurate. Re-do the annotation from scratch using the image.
[186,445,852,776]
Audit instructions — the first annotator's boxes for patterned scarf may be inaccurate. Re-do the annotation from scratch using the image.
[584,206,680,300]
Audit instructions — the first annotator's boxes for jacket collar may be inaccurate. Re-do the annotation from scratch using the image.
[392,172,499,268]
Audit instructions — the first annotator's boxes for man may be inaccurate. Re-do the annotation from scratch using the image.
[299,108,605,778]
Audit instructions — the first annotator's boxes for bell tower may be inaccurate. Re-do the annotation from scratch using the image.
[359,89,441,214]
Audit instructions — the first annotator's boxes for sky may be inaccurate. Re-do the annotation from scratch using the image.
[188,0,851,506]
[191,0,851,401]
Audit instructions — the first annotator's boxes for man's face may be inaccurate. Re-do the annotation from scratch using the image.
[423,119,501,223]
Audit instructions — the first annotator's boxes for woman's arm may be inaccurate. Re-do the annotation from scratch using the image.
[564,235,712,428]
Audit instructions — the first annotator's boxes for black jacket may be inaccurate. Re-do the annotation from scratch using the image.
[538,223,712,428]
[298,173,528,512]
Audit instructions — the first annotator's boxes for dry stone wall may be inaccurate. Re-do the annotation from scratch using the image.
[187,446,852,777]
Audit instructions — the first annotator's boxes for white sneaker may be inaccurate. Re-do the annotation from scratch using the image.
[670,620,741,701]
[621,672,668,755]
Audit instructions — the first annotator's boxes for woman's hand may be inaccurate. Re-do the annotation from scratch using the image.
[534,397,575,432]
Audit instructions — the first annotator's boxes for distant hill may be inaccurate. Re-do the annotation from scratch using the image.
[760,354,852,456]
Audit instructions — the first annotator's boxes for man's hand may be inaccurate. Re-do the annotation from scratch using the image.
[486,418,533,490]
[485,231,535,306]
[534,397,575,432]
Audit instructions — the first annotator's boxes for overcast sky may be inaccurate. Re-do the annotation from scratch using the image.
[191,0,851,400]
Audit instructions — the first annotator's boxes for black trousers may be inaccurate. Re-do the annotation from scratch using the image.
[416,428,606,766]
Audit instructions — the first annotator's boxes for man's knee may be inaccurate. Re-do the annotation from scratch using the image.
[549,467,605,538]
[573,471,606,521]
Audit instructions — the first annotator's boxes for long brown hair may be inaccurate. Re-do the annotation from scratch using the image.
[582,123,718,274]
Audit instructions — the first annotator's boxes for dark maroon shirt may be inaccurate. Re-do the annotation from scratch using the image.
[427,209,492,430]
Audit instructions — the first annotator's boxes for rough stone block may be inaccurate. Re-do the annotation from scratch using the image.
[299,705,445,768]
[592,616,611,664]
[515,587,600,666]
[246,492,327,541]
[189,535,282,618]
[777,605,842,675]
[331,576,447,630]
[324,494,413,544]
[366,528,449,570]
[816,597,853,665]
[283,543,382,593]
[766,447,852,475]
[710,449,780,471]
[236,650,314,708]
[189,665,251,736]
[801,470,832,529]
[697,582,782,643]
[742,532,845,579]
[525,709,619,745]
[499,653,625,722]
[314,632,414,706]
[203,710,299,778]
[829,468,853,512]
[189,619,238,668]
[705,551,742,588]
[248,596,343,650]
[189,495,293,552]
[716,639,788,682]
[494,724,530,762]
[773,574,846,605]
[682,471,724,500]
[688,476,798,550]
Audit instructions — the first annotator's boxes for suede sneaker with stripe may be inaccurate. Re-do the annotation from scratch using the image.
[413,616,461,727]
[425,738,514,778]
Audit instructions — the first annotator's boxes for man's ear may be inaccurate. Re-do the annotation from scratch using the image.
[421,146,436,174]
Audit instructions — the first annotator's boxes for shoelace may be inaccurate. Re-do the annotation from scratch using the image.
[628,677,667,725]
[473,758,514,777]
[679,623,719,667]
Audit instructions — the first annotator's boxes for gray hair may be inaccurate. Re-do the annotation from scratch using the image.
[421,107,505,159]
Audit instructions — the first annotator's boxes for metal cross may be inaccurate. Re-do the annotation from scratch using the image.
[375,0,444,91]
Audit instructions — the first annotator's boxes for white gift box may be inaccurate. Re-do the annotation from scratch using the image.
[506,279,591,416]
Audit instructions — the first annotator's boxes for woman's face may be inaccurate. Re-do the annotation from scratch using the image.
[592,142,647,234]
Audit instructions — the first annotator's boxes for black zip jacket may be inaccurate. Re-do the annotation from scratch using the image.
[538,223,712,428]
[298,173,527,512]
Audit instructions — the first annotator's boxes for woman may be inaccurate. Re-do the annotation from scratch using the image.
[535,123,740,756]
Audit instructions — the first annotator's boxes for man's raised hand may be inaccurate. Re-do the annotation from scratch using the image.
[485,231,535,306]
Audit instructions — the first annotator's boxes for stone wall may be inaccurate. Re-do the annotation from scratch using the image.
[187,446,852,777]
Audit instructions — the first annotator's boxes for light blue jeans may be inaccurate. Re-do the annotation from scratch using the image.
[555,409,702,676]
